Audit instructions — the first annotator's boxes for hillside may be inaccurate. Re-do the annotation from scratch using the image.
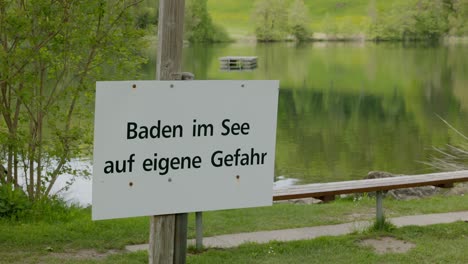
[206,0,403,38]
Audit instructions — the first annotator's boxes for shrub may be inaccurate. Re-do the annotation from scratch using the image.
[253,0,289,41]
[28,196,82,222]
[0,184,31,220]
[288,0,310,41]
[368,0,449,41]
[0,182,82,222]
[185,0,231,42]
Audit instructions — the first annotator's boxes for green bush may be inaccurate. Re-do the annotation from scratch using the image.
[289,0,310,41]
[0,184,31,220]
[253,0,289,42]
[28,196,82,222]
[290,24,309,41]
[368,0,449,41]
[210,24,231,42]
[185,0,231,42]
[448,0,468,36]
[0,183,82,222]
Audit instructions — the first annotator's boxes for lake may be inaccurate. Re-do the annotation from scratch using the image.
[153,41,468,183]
[62,41,468,205]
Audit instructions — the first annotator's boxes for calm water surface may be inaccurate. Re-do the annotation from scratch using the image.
[163,42,468,184]
[63,42,468,205]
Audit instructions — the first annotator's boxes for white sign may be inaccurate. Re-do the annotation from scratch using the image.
[92,80,279,220]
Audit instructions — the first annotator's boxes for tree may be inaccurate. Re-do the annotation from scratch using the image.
[413,0,449,40]
[184,0,230,42]
[448,0,468,35]
[368,0,450,41]
[0,0,146,201]
[288,0,310,41]
[133,0,159,29]
[253,0,289,41]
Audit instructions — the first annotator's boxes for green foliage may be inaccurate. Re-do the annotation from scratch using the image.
[0,0,147,201]
[320,13,339,35]
[448,0,468,36]
[0,182,82,221]
[368,216,396,232]
[185,0,231,42]
[252,0,289,41]
[288,0,310,41]
[211,0,383,38]
[413,0,450,40]
[210,24,231,43]
[130,0,159,31]
[135,6,158,29]
[0,184,31,219]
[209,0,468,41]
[27,196,82,222]
[368,0,450,41]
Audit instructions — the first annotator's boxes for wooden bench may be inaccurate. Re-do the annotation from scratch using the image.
[194,170,468,249]
[274,170,468,201]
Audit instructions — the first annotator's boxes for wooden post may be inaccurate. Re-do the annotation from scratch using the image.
[156,0,185,81]
[376,191,384,226]
[195,211,203,250]
[174,213,188,264]
[149,0,185,263]
[149,215,176,263]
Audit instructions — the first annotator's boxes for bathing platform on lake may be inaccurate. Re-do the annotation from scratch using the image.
[219,56,257,71]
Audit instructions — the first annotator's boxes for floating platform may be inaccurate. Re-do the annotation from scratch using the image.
[219,56,257,71]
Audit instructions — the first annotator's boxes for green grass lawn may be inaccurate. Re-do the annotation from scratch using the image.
[0,193,467,263]
[188,222,468,264]
[207,0,254,37]
[2,221,467,263]
[206,0,407,38]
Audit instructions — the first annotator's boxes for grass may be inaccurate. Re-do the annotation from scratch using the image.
[368,215,396,232]
[206,0,408,39]
[0,209,149,252]
[187,222,468,263]
[0,192,467,263]
[3,222,466,263]
[193,193,468,237]
[207,0,254,38]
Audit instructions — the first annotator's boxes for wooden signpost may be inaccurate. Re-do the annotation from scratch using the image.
[151,1,185,263]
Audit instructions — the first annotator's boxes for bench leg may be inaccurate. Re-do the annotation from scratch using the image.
[196,211,203,251]
[435,183,454,188]
[376,191,384,225]
[317,195,335,202]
